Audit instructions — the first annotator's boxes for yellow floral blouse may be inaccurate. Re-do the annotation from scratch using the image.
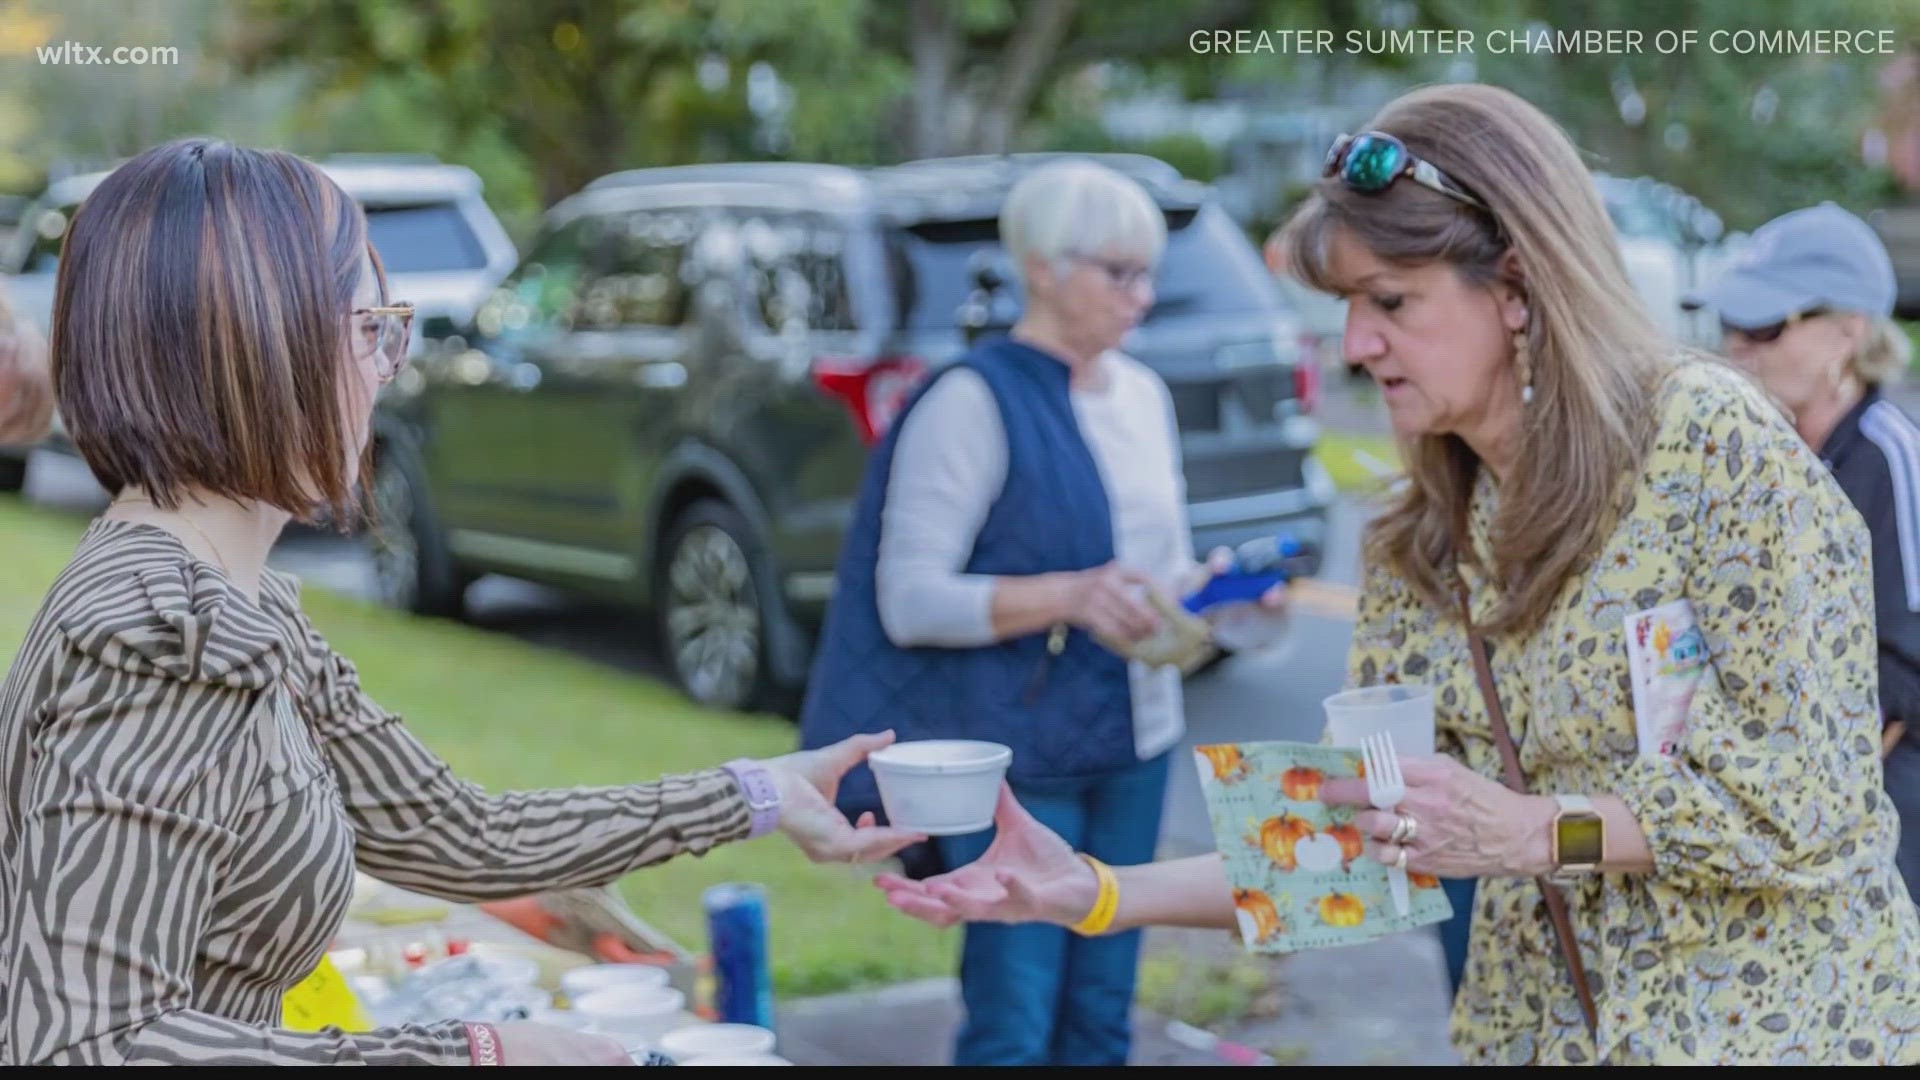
[1347,359,1920,1065]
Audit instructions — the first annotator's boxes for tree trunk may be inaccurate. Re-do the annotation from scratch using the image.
[965,0,1080,155]
[908,0,961,158]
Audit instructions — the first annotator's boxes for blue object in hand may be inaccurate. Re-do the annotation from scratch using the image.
[1183,570,1290,614]
[1182,533,1315,614]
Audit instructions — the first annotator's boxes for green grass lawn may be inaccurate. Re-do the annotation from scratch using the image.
[1314,431,1401,495]
[0,496,955,997]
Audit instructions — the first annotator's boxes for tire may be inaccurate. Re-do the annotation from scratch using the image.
[0,454,26,494]
[368,442,468,619]
[654,499,780,713]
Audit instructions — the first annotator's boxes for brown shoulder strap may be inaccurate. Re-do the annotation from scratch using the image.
[1454,581,1601,1043]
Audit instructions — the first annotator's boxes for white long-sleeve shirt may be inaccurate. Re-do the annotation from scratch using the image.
[874,350,1196,761]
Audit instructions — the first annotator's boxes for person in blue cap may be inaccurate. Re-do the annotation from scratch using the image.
[1685,201,1920,904]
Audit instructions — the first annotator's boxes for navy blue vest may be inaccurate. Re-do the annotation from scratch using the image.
[798,337,1138,821]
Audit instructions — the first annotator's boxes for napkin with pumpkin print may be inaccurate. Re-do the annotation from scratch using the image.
[1193,740,1452,954]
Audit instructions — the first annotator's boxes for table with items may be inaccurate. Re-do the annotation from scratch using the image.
[284,874,790,1065]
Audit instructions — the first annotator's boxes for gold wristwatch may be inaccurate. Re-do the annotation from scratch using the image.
[1550,794,1604,873]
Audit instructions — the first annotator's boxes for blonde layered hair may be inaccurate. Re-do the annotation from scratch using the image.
[1851,318,1913,388]
[1282,84,1679,636]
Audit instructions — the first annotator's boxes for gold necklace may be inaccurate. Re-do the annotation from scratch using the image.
[112,494,237,578]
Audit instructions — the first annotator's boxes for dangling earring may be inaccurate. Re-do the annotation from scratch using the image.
[1513,328,1535,405]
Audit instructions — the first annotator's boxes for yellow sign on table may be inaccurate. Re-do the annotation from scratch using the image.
[283,953,373,1033]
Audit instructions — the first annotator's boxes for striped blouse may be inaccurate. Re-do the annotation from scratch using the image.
[0,518,753,1065]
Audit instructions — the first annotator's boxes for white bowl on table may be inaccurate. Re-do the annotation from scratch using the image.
[658,1023,778,1063]
[867,740,1012,836]
[571,984,688,1049]
[560,962,672,1002]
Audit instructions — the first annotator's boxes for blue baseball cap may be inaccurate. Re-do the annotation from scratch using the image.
[1681,202,1896,330]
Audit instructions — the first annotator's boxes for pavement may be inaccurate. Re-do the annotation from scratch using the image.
[772,927,1460,1067]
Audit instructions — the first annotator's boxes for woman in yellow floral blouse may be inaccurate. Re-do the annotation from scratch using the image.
[877,83,1920,1066]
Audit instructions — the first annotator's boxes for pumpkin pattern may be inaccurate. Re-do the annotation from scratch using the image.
[1317,891,1366,928]
[1249,813,1314,871]
[1280,765,1324,801]
[1233,888,1286,945]
[1325,822,1366,870]
[1198,744,1250,783]
[1346,361,1920,1065]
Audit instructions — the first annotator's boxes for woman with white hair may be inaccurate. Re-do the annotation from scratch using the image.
[799,158,1275,1066]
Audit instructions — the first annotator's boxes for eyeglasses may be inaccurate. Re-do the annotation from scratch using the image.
[1323,131,1491,214]
[352,303,414,382]
[1722,307,1824,345]
[1070,255,1154,292]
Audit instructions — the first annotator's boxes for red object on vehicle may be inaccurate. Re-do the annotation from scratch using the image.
[1293,343,1322,414]
[814,356,931,445]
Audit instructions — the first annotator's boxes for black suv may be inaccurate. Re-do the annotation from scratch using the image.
[371,153,1335,711]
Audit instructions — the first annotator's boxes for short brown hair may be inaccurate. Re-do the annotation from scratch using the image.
[52,137,383,524]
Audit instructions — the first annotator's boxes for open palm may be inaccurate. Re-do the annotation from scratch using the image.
[875,785,1095,929]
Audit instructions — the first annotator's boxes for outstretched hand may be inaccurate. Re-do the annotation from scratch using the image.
[874,784,1097,929]
[760,731,928,864]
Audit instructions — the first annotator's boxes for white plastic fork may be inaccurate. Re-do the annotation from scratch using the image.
[1363,731,1411,917]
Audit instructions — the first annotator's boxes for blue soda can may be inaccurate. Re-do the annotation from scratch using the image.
[703,882,774,1030]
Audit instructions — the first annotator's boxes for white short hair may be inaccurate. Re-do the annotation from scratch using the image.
[999,160,1167,278]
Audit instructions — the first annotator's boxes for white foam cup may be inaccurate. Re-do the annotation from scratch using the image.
[571,984,687,1047]
[867,740,1012,836]
[659,1023,778,1062]
[1322,683,1436,756]
[560,962,672,1002]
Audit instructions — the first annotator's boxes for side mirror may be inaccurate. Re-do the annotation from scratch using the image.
[959,250,1016,344]
[970,253,1006,295]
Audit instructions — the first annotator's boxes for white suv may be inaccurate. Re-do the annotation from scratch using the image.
[0,154,518,490]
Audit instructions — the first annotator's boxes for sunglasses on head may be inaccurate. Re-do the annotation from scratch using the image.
[1323,131,1492,215]
[1723,306,1825,345]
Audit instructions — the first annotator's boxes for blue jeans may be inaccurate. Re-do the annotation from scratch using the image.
[934,752,1171,1066]
[1438,876,1477,996]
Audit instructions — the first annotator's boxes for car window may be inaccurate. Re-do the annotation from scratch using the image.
[364,202,490,273]
[592,208,696,328]
[474,217,596,336]
[889,202,1275,329]
[736,210,857,335]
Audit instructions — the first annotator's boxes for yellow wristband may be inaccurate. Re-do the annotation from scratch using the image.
[1069,854,1120,936]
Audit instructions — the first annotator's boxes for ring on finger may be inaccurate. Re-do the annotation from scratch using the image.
[1389,812,1418,846]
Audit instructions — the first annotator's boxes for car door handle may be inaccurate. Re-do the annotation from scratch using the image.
[636,362,687,389]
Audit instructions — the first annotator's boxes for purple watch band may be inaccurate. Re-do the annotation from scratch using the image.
[723,759,782,839]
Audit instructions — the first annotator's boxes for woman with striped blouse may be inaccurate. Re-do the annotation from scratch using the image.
[0,138,922,1066]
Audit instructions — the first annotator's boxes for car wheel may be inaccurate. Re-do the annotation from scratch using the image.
[656,499,776,712]
[369,443,467,618]
[0,454,26,494]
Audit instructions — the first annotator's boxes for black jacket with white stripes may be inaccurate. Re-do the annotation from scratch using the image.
[1819,385,1920,745]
